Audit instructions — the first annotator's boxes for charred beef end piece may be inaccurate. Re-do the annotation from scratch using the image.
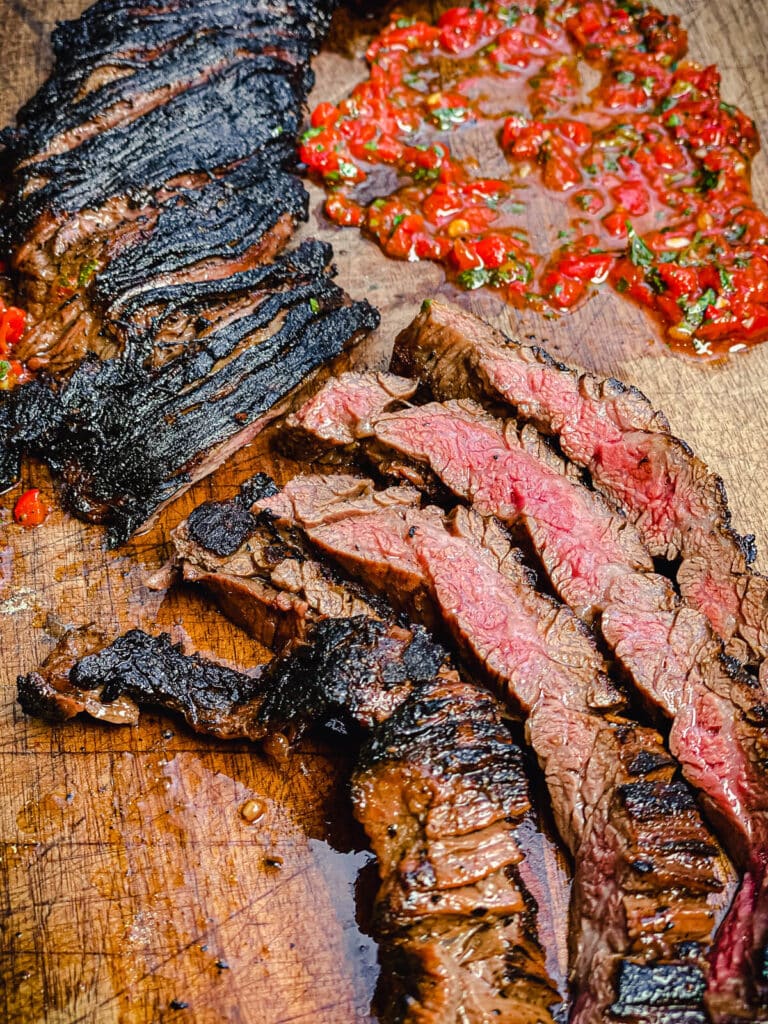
[257,616,449,733]
[18,628,268,740]
[184,474,279,557]
[7,283,379,544]
[19,611,560,1021]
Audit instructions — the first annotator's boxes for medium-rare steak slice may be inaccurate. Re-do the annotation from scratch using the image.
[393,299,768,672]
[19,617,561,1024]
[257,473,729,1022]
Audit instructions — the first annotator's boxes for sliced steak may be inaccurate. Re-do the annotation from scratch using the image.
[257,472,728,1021]
[283,371,417,457]
[170,474,388,650]
[19,616,560,1024]
[392,299,768,671]
[293,374,768,1019]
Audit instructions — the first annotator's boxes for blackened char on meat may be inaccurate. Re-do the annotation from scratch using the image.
[0,0,381,543]
[0,242,379,545]
[256,473,729,1022]
[392,299,768,673]
[169,472,388,649]
[18,618,561,1023]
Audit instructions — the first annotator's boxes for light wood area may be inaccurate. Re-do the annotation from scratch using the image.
[1,2,767,1021]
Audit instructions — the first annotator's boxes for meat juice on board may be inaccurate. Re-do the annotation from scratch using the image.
[300,0,768,358]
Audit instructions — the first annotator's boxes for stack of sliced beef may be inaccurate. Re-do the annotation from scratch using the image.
[0,0,379,544]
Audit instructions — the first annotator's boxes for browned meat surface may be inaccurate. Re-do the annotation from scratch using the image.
[19,618,560,1024]
[168,474,387,650]
[392,299,768,673]
[256,473,729,1022]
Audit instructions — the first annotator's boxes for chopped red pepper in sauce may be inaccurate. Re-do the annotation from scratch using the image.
[13,488,50,528]
[300,0,767,358]
[0,290,29,390]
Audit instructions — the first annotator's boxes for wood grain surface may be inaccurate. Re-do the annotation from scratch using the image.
[1,2,767,1022]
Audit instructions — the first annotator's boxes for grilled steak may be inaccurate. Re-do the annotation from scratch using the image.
[169,473,388,649]
[290,370,768,1019]
[391,305,768,1017]
[0,0,385,542]
[256,472,728,1021]
[393,299,768,673]
[19,618,560,1023]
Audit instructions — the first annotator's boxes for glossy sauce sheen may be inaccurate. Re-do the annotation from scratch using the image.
[301,0,768,358]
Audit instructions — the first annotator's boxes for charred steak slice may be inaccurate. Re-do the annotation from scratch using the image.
[19,617,561,1024]
[0,261,379,543]
[393,299,768,672]
[169,473,389,650]
[257,473,728,1022]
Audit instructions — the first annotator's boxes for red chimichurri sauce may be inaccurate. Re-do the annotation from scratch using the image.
[299,0,767,358]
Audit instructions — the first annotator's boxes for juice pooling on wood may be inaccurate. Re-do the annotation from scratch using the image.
[301,0,768,358]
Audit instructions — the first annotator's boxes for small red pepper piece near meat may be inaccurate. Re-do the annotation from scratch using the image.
[13,488,50,528]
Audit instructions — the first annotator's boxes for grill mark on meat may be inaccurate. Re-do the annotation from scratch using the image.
[392,303,768,1017]
[15,162,306,371]
[18,617,560,1023]
[257,472,728,1021]
[11,38,310,169]
[93,161,308,318]
[393,299,768,674]
[3,61,301,248]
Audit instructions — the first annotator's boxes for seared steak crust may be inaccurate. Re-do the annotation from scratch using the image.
[0,245,379,544]
[0,0,382,542]
[18,617,560,1023]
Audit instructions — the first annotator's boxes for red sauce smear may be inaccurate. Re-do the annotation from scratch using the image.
[0,261,29,389]
[13,488,49,527]
[300,1,767,358]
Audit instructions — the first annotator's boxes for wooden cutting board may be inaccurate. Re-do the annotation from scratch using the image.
[2,2,767,1021]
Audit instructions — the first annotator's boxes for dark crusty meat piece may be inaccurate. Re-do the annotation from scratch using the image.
[0,246,379,544]
[392,299,768,673]
[258,474,729,1022]
[0,0,371,545]
[169,473,388,649]
[18,617,561,1024]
